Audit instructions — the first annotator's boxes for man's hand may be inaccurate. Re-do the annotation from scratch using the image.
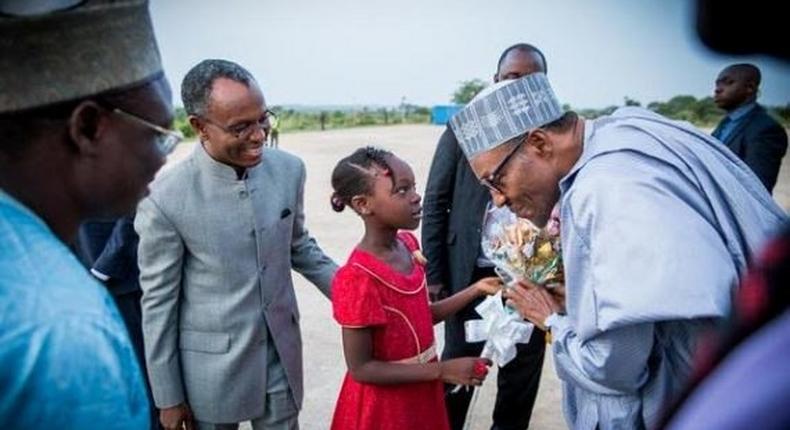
[544,283,566,311]
[160,403,194,430]
[503,279,563,330]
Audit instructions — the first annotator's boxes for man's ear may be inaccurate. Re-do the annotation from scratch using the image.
[745,81,758,97]
[188,115,208,141]
[350,194,372,216]
[525,129,553,159]
[67,100,107,155]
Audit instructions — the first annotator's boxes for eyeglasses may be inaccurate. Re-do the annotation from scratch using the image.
[479,135,526,194]
[111,108,183,156]
[200,110,276,140]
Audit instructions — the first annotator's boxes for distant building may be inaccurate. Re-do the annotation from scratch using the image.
[431,105,462,125]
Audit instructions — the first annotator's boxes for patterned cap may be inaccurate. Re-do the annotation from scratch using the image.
[450,73,564,159]
[0,0,163,113]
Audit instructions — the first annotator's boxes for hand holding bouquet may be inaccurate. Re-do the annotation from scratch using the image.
[481,204,563,288]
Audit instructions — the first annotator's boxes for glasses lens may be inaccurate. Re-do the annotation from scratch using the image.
[157,134,180,155]
[238,121,269,140]
[481,176,503,194]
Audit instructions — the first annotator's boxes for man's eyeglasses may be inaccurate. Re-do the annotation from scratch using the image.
[111,108,183,156]
[479,135,526,194]
[201,110,276,140]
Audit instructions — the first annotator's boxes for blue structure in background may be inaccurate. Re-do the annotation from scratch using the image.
[431,105,462,125]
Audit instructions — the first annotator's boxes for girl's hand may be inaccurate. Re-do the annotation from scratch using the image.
[439,357,493,386]
[473,277,503,296]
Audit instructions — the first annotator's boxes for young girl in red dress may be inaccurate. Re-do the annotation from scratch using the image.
[328,147,501,430]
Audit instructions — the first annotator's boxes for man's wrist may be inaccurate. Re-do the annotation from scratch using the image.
[544,312,560,329]
[543,313,561,344]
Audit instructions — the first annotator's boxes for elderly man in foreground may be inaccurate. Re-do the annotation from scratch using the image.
[450,73,786,429]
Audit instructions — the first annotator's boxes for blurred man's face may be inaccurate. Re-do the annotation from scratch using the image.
[714,67,755,111]
[85,76,173,216]
[495,50,546,83]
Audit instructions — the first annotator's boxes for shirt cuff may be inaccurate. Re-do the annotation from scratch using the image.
[543,313,570,345]
[544,312,561,330]
[90,268,110,282]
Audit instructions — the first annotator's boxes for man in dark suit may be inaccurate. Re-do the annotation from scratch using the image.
[75,215,159,429]
[422,44,548,430]
[713,63,788,193]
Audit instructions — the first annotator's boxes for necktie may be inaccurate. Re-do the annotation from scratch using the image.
[712,117,730,141]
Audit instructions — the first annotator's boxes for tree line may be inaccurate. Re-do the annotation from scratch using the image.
[452,79,790,129]
[172,89,788,139]
[173,106,431,139]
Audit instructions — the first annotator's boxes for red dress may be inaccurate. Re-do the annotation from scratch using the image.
[330,232,450,430]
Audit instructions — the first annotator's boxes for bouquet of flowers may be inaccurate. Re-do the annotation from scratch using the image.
[454,205,563,398]
[481,204,563,287]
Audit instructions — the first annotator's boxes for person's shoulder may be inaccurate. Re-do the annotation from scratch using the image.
[589,108,647,146]
[0,296,141,424]
[397,231,420,251]
[588,107,698,159]
[596,107,666,134]
[2,250,120,329]
[439,125,458,144]
[335,254,366,278]
[333,263,356,283]
[261,149,306,183]
[336,249,387,281]
[569,147,658,204]
[5,295,125,343]
[331,259,373,297]
[264,148,303,166]
[749,105,787,133]
[149,152,197,195]
[608,106,658,119]
[581,110,653,165]
[437,125,465,157]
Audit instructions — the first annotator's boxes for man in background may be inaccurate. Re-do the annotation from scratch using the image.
[268,113,280,148]
[712,63,787,193]
[75,215,159,429]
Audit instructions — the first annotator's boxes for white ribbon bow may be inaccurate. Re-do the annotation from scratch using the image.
[464,291,534,367]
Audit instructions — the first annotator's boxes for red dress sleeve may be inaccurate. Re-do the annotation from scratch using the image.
[332,265,388,327]
[397,231,421,252]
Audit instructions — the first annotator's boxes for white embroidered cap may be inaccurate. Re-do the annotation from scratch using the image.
[450,73,564,159]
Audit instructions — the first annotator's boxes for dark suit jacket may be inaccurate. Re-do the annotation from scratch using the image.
[720,104,788,193]
[75,215,140,296]
[422,126,490,296]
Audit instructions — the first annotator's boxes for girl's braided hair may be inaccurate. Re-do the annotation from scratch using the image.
[330,146,394,212]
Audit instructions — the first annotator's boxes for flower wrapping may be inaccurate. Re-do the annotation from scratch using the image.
[481,204,563,287]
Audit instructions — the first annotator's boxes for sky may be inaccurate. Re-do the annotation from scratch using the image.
[150,0,790,109]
